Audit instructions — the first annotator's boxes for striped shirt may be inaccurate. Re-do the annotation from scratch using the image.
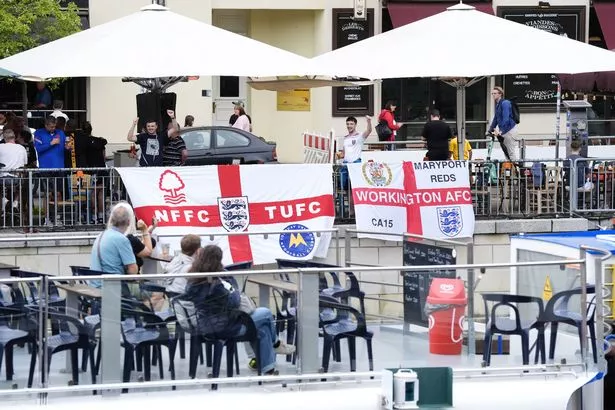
[163,136,186,166]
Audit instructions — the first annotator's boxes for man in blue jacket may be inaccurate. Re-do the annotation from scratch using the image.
[34,116,70,207]
[488,86,519,161]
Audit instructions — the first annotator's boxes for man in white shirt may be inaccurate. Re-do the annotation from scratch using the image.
[49,100,69,122]
[338,115,372,190]
[0,129,27,177]
[0,129,28,214]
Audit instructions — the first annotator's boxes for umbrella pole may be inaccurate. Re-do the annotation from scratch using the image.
[555,80,561,159]
[456,84,466,161]
[21,80,28,127]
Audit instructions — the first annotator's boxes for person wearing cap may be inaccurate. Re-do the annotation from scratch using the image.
[231,105,252,133]
[229,102,252,131]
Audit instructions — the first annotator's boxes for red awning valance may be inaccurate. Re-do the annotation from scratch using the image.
[388,2,494,28]
[559,4,615,94]
[594,3,615,51]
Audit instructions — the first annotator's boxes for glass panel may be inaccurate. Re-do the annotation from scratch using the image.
[182,130,211,150]
[216,130,250,148]
[220,76,240,98]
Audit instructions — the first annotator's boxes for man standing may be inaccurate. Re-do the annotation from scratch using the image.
[488,86,519,161]
[49,100,69,122]
[338,115,372,190]
[127,110,178,167]
[34,116,70,211]
[163,124,188,166]
[34,117,68,169]
[422,109,452,161]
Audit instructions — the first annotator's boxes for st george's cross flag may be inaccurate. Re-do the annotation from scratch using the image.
[347,161,474,240]
[116,164,334,265]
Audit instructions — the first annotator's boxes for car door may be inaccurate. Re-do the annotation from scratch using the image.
[213,128,252,163]
[181,129,213,165]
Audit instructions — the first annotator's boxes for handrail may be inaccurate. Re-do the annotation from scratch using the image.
[0,364,585,397]
[9,258,584,283]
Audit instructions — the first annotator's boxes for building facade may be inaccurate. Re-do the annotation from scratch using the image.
[78,0,613,162]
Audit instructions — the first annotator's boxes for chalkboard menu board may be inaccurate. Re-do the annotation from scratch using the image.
[498,7,585,110]
[403,241,456,327]
[331,9,374,117]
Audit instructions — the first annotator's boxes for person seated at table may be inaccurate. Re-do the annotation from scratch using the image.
[109,202,157,272]
[564,139,592,191]
[162,234,201,295]
[183,245,294,374]
[90,203,138,288]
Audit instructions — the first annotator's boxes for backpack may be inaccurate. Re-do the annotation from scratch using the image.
[509,97,521,124]
[375,121,392,141]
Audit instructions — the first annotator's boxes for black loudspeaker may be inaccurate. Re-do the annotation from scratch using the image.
[136,92,177,133]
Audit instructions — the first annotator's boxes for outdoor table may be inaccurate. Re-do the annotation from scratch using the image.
[246,276,297,309]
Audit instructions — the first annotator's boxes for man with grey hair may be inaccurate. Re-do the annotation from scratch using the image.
[89,203,138,288]
[0,129,28,178]
[0,129,28,218]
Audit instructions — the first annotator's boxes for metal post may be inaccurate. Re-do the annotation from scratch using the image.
[28,171,33,228]
[38,277,47,389]
[579,248,589,364]
[570,158,577,216]
[466,242,476,356]
[344,228,352,267]
[335,229,341,266]
[100,279,122,396]
[456,84,467,161]
[555,81,562,159]
[21,81,28,127]
[593,253,606,373]
[296,269,319,374]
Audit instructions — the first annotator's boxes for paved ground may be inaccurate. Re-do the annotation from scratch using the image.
[0,320,586,404]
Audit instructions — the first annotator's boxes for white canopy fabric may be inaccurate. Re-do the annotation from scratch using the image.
[0,4,328,79]
[311,3,615,79]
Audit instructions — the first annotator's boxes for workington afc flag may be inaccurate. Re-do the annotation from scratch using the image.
[347,161,474,240]
[116,165,334,265]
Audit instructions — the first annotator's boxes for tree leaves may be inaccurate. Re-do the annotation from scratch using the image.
[0,0,81,59]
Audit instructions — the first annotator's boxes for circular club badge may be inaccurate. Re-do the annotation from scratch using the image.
[279,224,316,258]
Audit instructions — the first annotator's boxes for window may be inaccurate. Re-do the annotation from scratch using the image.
[182,130,211,150]
[216,130,250,148]
[220,76,240,98]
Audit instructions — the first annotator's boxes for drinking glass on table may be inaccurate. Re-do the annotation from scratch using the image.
[161,243,170,258]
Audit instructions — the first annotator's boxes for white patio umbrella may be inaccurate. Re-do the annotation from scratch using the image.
[0,4,327,79]
[312,2,615,159]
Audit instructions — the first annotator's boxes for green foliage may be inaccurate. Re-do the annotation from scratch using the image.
[0,0,82,59]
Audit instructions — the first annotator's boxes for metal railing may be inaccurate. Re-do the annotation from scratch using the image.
[569,157,615,215]
[0,161,610,233]
[0,255,600,401]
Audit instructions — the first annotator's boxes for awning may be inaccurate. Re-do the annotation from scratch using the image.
[558,4,615,94]
[594,3,615,50]
[558,72,596,93]
[388,2,494,28]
